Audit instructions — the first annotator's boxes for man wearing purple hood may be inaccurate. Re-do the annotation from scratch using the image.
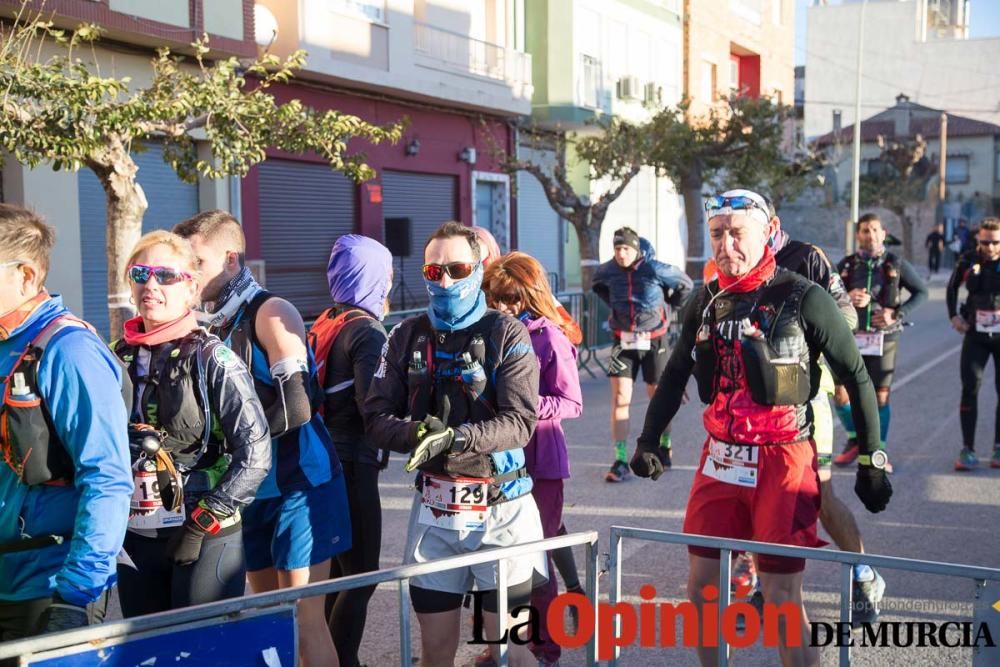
[314,235,393,667]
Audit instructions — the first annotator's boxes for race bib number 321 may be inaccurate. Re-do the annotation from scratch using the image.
[702,439,759,488]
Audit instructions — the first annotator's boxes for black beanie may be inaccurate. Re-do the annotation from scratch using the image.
[613,227,641,252]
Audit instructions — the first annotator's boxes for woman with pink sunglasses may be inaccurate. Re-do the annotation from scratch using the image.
[112,230,271,617]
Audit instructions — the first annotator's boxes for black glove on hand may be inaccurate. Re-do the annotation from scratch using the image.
[855,466,892,513]
[168,520,207,566]
[405,396,456,473]
[630,440,670,480]
[37,594,88,634]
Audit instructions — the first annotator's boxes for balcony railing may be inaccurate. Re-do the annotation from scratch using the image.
[412,21,532,91]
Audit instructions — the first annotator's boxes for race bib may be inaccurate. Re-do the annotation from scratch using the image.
[621,331,651,351]
[418,473,488,532]
[976,310,1000,334]
[854,331,884,357]
[701,438,759,488]
[129,468,185,530]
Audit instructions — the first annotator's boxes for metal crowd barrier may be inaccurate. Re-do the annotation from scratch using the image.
[0,531,600,667]
[607,526,1000,667]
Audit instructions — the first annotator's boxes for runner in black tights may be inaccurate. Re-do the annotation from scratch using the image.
[946,217,1000,471]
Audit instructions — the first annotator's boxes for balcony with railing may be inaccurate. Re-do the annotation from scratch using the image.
[412,21,533,98]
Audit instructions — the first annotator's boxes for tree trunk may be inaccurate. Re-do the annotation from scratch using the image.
[681,165,706,278]
[572,209,601,292]
[88,138,148,338]
[898,208,915,262]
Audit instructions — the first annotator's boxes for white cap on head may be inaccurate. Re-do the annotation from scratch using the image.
[711,189,772,226]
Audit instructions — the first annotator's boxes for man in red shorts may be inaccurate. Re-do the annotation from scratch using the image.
[631,189,891,666]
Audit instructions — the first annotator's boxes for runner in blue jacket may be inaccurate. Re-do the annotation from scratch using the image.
[0,204,131,639]
[592,227,692,482]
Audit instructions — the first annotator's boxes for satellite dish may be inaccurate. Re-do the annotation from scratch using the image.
[254,4,278,49]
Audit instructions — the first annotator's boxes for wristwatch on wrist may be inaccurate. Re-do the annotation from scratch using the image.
[190,505,222,535]
[450,428,469,454]
[858,450,889,470]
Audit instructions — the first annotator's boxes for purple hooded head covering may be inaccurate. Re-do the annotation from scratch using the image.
[326,234,394,319]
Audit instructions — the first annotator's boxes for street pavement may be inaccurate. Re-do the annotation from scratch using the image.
[354,277,1000,666]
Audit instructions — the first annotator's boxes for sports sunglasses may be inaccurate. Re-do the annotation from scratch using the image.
[705,194,769,216]
[128,264,193,286]
[422,261,479,281]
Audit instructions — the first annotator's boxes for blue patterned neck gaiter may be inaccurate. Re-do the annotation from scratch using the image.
[424,263,487,332]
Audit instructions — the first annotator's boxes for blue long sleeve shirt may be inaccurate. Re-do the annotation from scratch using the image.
[0,296,132,605]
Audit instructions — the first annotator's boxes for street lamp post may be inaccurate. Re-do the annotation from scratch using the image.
[848,0,868,256]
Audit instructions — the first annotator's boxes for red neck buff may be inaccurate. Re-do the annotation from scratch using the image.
[717,247,777,293]
[123,311,200,346]
[0,291,50,341]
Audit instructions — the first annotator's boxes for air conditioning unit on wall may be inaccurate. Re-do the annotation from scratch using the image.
[617,75,640,100]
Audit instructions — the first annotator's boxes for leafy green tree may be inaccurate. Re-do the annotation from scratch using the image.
[0,14,401,333]
[721,141,827,211]
[486,118,651,289]
[858,134,937,261]
[647,95,794,273]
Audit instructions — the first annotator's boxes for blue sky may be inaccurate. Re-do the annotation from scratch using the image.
[795,0,1000,65]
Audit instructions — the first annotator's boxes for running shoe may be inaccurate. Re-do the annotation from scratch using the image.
[851,570,886,627]
[991,447,1000,469]
[955,447,978,471]
[731,554,758,593]
[605,459,630,482]
[566,585,584,634]
[749,586,765,620]
[659,445,673,468]
[833,439,859,466]
[735,580,764,632]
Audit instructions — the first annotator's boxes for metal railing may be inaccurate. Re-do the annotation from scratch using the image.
[0,531,600,667]
[412,21,532,90]
[607,526,1000,667]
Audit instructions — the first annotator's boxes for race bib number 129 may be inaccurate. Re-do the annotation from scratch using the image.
[418,474,488,532]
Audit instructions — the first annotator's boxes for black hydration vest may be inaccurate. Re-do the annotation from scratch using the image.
[114,330,218,471]
[218,290,323,416]
[694,270,814,412]
[840,253,901,312]
[2,317,131,486]
[964,258,1000,315]
[406,312,529,502]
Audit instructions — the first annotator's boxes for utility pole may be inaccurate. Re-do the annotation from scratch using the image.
[848,0,868,255]
[939,112,948,204]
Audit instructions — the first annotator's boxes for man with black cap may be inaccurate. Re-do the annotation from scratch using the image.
[592,226,692,482]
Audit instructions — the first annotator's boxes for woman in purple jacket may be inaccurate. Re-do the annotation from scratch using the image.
[483,252,583,667]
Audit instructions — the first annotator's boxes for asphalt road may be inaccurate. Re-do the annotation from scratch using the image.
[355,276,1000,666]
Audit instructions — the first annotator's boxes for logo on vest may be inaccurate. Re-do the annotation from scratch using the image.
[213,345,239,369]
